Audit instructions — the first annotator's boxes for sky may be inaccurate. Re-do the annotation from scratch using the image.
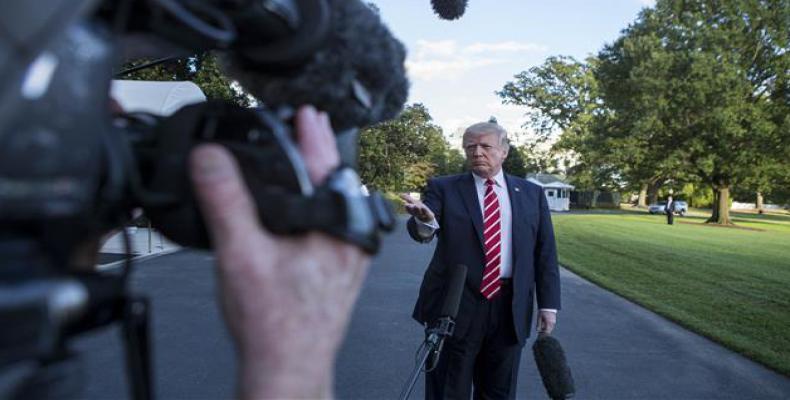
[368,0,655,144]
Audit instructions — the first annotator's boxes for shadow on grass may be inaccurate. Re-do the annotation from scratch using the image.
[642,213,773,231]
[676,220,765,232]
[729,219,790,229]
[566,207,790,227]
[689,211,790,229]
[566,208,646,215]
[730,211,790,223]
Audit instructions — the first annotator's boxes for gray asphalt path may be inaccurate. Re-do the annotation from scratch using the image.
[76,216,789,399]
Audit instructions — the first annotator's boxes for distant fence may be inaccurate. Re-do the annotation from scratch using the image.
[570,191,621,209]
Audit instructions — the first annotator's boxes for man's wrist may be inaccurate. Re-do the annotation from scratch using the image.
[239,355,334,399]
[415,217,439,240]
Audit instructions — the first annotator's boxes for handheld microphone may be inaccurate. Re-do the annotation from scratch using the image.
[440,263,467,320]
[424,264,467,368]
[429,264,467,339]
[400,264,467,400]
[430,0,468,20]
[532,333,576,400]
[224,0,409,132]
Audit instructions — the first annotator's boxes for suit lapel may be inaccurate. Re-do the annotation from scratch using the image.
[458,173,485,249]
[505,174,525,266]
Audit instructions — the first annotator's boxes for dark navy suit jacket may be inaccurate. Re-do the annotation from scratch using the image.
[407,172,561,345]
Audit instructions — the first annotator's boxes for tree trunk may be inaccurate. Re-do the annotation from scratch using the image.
[637,183,648,207]
[756,192,764,214]
[647,181,660,205]
[707,185,733,225]
[709,190,720,222]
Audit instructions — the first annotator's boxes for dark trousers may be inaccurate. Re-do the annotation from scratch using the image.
[666,211,674,225]
[426,282,522,400]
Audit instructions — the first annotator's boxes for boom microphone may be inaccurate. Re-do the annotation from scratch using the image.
[430,0,468,20]
[224,0,409,132]
[532,333,576,400]
[440,264,467,319]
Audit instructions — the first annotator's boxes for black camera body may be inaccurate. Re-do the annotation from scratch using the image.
[0,0,406,398]
[130,100,394,251]
[2,0,401,259]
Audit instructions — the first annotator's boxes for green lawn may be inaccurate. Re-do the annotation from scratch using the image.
[552,210,790,376]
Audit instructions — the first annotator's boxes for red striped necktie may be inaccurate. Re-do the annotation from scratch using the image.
[480,178,502,299]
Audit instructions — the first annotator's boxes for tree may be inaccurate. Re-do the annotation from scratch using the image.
[358,103,461,192]
[498,57,595,179]
[502,144,528,177]
[403,161,436,192]
[594,13,711,206]
[500,1,788,220]
[119,52,252,107]
[598,0,789,224]
[498,57,639,191]
[499,56,598,138]
[434,147,466,177]
[733,162,790,210]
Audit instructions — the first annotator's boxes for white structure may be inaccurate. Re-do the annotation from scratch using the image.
[526,174,575,211]
[111,80,206,116]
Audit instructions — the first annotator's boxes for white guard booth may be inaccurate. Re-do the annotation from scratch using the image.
[525,174,575,212]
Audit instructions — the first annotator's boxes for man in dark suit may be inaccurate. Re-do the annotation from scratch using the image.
[665,195,674,225]
[402,122,561,399]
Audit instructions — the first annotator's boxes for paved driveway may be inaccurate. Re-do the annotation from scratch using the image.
[75,216,789,399]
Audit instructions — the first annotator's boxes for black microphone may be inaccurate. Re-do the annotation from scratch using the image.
[400,265,467,400]
[425,264,467,342]
[224,0,409,132]
[532,333,576,400]
[425,264,467,362]
[425,264,467,343]
[440,263,467,320]
[430,0,468,20]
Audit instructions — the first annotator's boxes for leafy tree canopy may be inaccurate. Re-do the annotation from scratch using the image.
[358,103,463,192]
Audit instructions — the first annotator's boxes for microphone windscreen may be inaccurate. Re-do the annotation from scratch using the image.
[224,0,408,131]
[532,334,575,399]
[440,264,467,319]
[430,0,468,20]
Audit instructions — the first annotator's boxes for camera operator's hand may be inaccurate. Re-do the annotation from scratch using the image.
[189,105,370,399]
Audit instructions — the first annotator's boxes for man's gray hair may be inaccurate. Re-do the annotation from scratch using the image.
[463,122,509,149]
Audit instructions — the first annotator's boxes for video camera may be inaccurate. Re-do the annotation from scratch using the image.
[0,0,408,398]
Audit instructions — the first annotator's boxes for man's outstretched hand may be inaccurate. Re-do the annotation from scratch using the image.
[400,193,435,223]
[189,105,370,399]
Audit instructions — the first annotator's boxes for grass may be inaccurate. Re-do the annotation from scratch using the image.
[552,209,790,376]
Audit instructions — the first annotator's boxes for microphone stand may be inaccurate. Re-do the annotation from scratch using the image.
[398,317,455,400]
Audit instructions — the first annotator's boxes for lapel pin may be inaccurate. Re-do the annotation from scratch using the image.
[515,187,520,192]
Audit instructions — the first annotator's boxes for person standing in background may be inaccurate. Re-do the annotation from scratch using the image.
[666,195,675,225]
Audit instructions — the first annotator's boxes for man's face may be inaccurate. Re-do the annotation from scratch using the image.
[463,131,508,179]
